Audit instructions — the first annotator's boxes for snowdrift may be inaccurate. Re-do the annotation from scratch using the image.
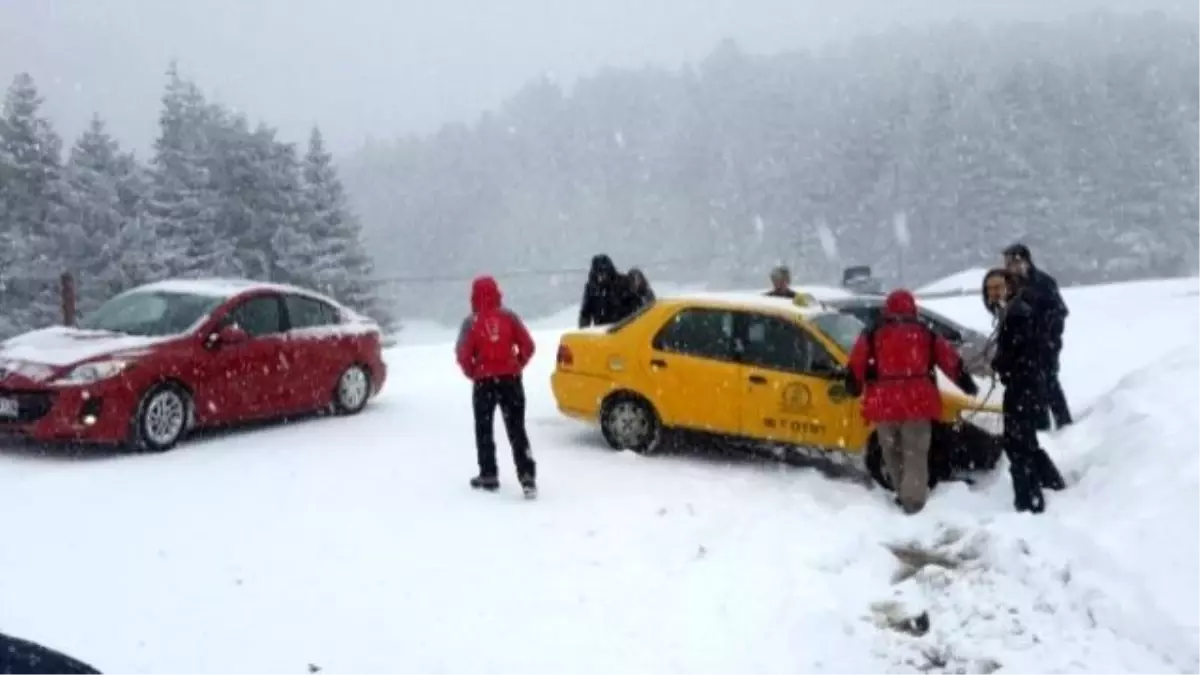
[856,345,1200,672]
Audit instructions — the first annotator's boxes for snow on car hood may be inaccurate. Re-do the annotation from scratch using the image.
[0,326,175,369]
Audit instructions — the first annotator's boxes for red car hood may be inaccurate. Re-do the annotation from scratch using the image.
[0,326,178,383]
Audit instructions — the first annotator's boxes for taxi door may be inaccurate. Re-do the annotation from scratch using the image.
[736,311,863,450]
[642,306,743,435]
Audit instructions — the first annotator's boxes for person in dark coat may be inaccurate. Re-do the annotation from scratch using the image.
[626,267,655,310]
[1003,243,1073,430]
[0,631,100,674]
[983,268,1066,514]
[764,265,797,298]
[847,289,977,514]
[456,276,538,497]
[578,254,632,327]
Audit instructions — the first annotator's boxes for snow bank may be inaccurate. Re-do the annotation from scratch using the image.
[855,344,1200,672]
[863,519,1195,672]
[917,267,990,297]
[1049,345,1200,642]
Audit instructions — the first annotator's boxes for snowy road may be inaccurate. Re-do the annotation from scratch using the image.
[1,277,1197,673]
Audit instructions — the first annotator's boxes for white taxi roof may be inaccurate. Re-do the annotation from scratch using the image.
[659,291,838,319]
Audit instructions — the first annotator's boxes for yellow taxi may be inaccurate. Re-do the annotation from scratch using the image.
[550,292,1003,487]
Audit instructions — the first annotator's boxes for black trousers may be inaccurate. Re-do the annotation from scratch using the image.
[1042,349,1073,429]
[1003,385,1064,513]
[473,376,535,481]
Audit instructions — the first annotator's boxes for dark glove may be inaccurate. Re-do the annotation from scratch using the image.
[955,370,979,396]
[843,370,862,398]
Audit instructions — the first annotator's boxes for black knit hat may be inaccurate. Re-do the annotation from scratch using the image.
[1002,243,1033,263]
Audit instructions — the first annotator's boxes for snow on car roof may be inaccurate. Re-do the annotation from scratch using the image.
[129,278,376,324]
[135,278,302,299]
[663,291,838,319]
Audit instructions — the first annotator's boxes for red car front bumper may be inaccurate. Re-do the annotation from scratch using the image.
[0,379,139,445]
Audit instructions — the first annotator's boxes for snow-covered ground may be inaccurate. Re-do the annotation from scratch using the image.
[1,277,1197,673]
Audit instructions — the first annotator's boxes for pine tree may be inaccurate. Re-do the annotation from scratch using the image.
[0,73,66,334]
[146,62,236,278]
[280,127,389,326]
[60,114,154,314]
[209,118,305,281]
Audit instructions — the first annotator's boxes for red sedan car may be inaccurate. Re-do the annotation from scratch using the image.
[0,278,388,451]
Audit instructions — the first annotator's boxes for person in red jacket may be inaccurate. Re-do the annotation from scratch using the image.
[456,276,538,497]
[847,289,978,514]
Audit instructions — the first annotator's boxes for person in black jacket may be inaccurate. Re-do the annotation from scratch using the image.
[578,254,633,328]
[626,267,655,310]
[1003,243,1073,430]
[0,631,101,673]
[983,268,1066,514]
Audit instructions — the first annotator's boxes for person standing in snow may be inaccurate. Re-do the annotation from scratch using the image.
[764,265,797,298]
[456,276,538,498]
[578,254,632,328]
[983,268,1066,514]
[847,289,978,514]
[1003,243,1073,430]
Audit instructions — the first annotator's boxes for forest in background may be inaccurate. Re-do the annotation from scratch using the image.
[0,64,385,339]
[344,9,1199,324]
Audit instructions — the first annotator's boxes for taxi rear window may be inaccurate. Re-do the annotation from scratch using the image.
[606,301,655,334]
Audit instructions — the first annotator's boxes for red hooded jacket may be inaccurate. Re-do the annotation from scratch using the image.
[847,290,965,423]
[455,276,536,381]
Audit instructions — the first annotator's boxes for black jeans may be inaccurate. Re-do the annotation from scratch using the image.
[1043,349,1073,429]
[473,376,535,481]
[1003,384,1064,513]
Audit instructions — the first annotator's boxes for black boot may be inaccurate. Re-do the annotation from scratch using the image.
[470,475,500,491]
[1010,460,1046,514]
[519,474,537,499]
[1034,449,1066,491]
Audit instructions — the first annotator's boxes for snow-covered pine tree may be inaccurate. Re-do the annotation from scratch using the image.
[283,127,391,327]
[146,62,237,279]
[60,114,155,315]
[0,73,67,335]
[209,117,305,281]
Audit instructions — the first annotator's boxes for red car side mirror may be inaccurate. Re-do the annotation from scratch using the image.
[207,324,249,348]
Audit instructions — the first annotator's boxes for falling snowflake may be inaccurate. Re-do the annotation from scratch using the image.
[817,220,839,261]
[893,211,910,247]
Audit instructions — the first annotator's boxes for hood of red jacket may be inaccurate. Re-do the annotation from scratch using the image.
[883,289,918,317]
[471,276,502,313]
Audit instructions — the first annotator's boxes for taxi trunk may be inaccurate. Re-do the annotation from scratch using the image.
[550,330,624,422]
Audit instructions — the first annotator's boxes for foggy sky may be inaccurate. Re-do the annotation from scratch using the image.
[0,0,1192,155]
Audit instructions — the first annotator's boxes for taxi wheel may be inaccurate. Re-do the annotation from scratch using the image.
[600,394,661,454]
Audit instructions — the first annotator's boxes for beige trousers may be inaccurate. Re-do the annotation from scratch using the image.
[876,420,933,513]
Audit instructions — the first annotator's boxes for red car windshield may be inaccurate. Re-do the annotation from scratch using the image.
[79,291,227,337]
